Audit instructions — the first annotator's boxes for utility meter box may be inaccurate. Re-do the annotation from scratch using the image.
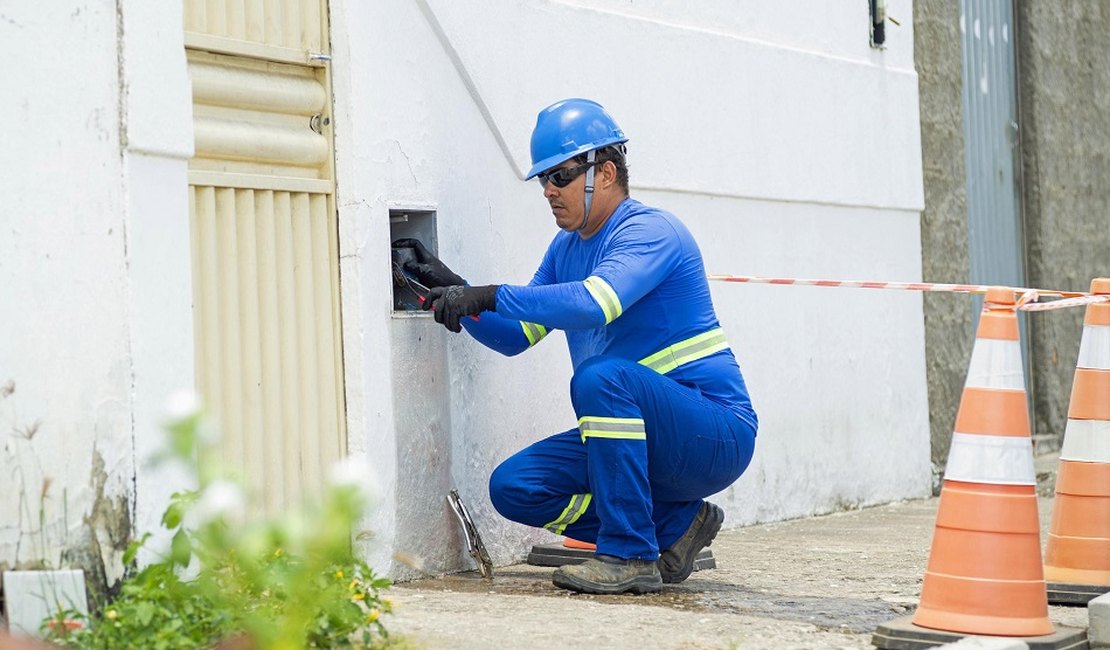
[389,209,437,313]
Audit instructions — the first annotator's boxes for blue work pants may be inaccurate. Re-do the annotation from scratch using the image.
[489,355,756,560]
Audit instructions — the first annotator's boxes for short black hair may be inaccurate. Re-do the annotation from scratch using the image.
[574,144,629,194]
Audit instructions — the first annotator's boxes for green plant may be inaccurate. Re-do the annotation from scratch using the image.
[43,392,393,649]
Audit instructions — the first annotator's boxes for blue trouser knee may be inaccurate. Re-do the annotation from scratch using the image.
[489,355,756,560]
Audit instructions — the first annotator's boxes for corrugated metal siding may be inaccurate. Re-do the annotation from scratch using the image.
[190,186,343,510]
[960,0,1025,289]
[960,0,1031,402]
[188,50,331,180]
[185,0,344,512]
[184,0,325,65]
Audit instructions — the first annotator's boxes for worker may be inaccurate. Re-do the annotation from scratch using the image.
[393,98,757,595]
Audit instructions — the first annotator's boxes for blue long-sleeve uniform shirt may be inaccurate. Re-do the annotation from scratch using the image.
[461,198,756,428]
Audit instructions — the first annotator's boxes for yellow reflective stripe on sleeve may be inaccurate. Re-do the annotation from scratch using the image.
[520,321,548,346]
[543,493,593,535]
[639,327,729,375]
[577,416,647,443]
[583,276,622,324]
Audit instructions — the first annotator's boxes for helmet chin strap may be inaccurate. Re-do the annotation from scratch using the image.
[576,149,597,232]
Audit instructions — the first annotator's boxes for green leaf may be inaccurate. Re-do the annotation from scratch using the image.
[162,502,184,529]
[123,532,152,566]
[135,601,155,627]
[170,529,192,567]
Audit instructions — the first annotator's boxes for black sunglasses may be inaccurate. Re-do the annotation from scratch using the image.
[537,162,599,188]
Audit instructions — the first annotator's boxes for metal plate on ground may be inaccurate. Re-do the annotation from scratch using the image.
[526,542,715,571]
[871,615,1088,650]
[1047,582,1109,606]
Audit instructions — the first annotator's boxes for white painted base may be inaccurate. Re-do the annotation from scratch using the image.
[1,570,88,638]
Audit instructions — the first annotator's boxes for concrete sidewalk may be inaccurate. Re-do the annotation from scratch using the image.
[387,496,1092,649]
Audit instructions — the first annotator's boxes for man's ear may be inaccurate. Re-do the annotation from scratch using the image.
[598,160,618,189]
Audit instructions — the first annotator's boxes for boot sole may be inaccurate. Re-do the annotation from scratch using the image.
[660,504,724,584]
[552,571,662,595]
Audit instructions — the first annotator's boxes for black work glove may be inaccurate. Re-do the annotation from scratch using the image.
[391,238,465,288]
[422,285,499,333]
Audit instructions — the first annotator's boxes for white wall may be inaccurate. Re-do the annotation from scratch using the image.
[332,0,930,577]
[118,0,195,564]
[0,0,929,583]
[0,0,193,582]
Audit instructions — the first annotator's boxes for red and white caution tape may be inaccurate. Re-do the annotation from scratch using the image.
[1016,294,1110,312]
[707,275,1109,312]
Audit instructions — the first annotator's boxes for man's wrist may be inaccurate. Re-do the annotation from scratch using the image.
[478,284,499,312]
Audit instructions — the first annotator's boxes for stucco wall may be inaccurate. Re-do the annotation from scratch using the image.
[913,2,1110,486]
[1,0,932,585]
[332,0,931,577]
[0,0,193,592]
[0,0,133,592]
[1016,3,1110,444]
[913,0,973,491]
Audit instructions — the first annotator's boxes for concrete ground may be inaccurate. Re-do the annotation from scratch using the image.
[386,489,1093,649]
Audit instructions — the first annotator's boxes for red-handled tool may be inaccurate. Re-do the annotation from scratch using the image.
[391,262,481,321]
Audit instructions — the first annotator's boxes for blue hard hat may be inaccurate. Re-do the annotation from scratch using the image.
[525,98,628,179]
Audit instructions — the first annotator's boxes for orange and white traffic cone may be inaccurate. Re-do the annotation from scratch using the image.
[1044,278,1110,599]
[911,287,1054,636]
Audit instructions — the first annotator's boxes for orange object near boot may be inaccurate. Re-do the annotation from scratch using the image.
[563,537,596,550]
[1044,278,1110,587]
[912,287,1053,637]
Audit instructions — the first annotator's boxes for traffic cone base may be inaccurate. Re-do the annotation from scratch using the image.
[525,541,716,570]
[872,615,1087,650]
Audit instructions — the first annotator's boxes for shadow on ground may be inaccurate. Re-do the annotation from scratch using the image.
[396,566,912,634]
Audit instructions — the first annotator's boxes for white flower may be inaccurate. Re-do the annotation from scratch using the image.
[327,456,376,505]
[164,389,202,422]
[187,480,246,528]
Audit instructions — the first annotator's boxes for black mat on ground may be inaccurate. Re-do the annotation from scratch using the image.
[1047,581,1109,606]
[871,615,1087,650]
[526,543,715,571]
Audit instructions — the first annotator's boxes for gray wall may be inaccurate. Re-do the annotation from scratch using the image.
[914,0,974,490]
[915,1,1109,488]
[1016,2,1110,445]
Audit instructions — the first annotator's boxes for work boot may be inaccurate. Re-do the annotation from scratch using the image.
[659,501,724,583]
[551,555,662,595]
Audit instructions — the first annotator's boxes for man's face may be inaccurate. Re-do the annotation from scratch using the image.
[538,160,595,232]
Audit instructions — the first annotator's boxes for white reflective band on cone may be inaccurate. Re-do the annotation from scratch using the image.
[964,339,1026,390]
[1077,325,1110,370]
[1060,419,1110,463]
[944,432,1036,485]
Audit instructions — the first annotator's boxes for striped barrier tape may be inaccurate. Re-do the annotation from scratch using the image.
[707,275,1110,312]
[1015,293,1110,312]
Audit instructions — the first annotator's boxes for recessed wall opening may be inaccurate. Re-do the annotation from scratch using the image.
[389,209,438,313]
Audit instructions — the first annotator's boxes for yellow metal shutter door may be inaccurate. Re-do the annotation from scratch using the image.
[184,0,344,513]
